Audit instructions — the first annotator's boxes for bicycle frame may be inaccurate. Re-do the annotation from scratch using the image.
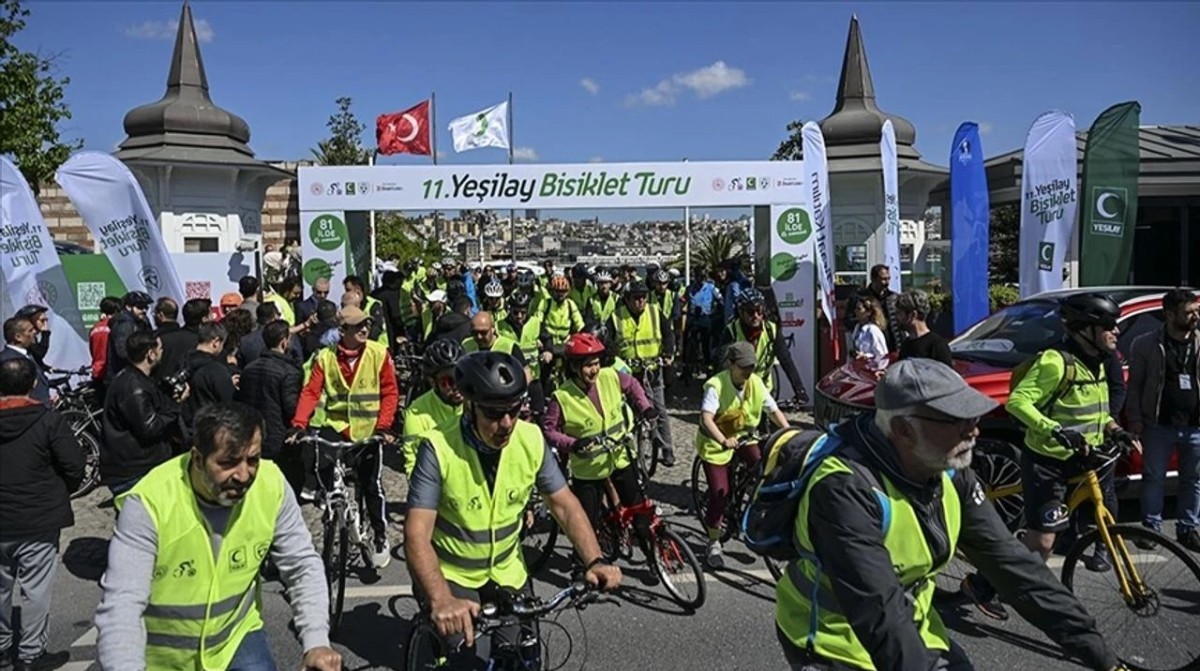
[1066,468,1149,606]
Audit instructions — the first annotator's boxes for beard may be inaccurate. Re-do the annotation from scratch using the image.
[912,422,975,472]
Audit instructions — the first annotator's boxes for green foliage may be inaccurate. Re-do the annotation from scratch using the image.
[0,0,81,193]
[688,227,747,275]
[770,119,807,161]
[374,212,443,265]
[311,97,371,166]
[988,204,1020,284]
[925,288,950,315]
[989,283,1020,313]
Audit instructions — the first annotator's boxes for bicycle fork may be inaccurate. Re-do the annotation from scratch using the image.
[1084,472,1150,605]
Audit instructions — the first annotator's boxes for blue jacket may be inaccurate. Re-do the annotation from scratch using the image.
[722,272,751,323]
[688,281,718,316]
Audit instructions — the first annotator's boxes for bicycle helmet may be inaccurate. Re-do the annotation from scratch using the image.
[1060,293,1120,329]
[454,351,528,404]
[483,281,504,298]
[15,304,48,318]
[549,275,570,292]
[517,270,536,287]
[508,291,532,309]
[594,269,614,283]
[123,291,153,308]
[564,333,606,359]
[653,270,670,285]
[737,288,766,311]
[625,280,649,296]
[446,278,467,297]
[571,263,588,279]
[431,262,443,271]
[422,338,465,375]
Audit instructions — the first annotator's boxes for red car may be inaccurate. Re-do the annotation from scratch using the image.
[814,286,1185,530]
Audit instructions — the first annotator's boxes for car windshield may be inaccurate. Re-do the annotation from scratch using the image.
[950,300,1063,366]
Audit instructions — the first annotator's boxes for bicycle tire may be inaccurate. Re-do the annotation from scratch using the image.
[521,497,560,574]
[321,512,349,636]
[406,619,447,671]
[651,525,707,610]
[637,422,658,479]
[1061,523,1200,671]
[688,455,737,544]
[59,409,101,499]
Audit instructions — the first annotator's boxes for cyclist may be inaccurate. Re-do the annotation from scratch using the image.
[464,312,531,381]
[606,280,677,467]
[719,288,809,407]
[96,403,341,671]
[404,352,622,665]
[421,289,449,341]
[402,339,466,476]
[543,333,657,548]
[697,342,789,569]
[584,269,619,325]
[480,281,507,322]
[962,293,1140,619]
[568,263,595,311]
[344,275,390,348]
[291,306,399,569]
[774,359,1123,671]
[540,274,584,351]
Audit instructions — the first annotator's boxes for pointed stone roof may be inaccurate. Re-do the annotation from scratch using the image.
[116,2,280,170]
[819,16,921,160]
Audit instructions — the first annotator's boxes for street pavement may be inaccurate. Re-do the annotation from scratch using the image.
[33,379,1196,670]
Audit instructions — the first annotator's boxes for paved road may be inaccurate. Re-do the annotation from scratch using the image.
[33,381,1199,670]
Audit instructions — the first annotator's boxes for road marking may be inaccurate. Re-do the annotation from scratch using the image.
[342,584,414,599]
[72,626,97,647]
[59,662,94,671]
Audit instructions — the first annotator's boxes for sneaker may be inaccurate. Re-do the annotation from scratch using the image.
[659,452,677,468]
[706,541,725,570]
[299,487,316,503]
[371,535,392,569]
[1177,528,1200,553]
[1082,544,1112,573]
[1134,523,1161,551]
[14,650,70,671]
[959,573,1009,621]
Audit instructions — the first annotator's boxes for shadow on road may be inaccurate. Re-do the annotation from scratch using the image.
[62,536,109,581]
[331,600,416,670]
[938,600,1073,665]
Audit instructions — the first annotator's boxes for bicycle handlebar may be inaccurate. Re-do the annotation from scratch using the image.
[477,581,597,627]
[296,434,385,457]
[46,366,90,377]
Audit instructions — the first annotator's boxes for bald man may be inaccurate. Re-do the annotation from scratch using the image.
[463,312,531,382]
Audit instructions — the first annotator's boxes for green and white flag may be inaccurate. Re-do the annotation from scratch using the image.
[448,101,510,153]
[1079,101,1140,286]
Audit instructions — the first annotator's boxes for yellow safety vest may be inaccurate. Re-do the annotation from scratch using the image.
[542,298,582,345]
[428,420,545,589]
[401,389,463,477]
[1007,349,1111,461]
[776,457,961,669]
[553,368,632,480]
[363,295,391,348]
[655,291,675,322]
[568,284,595,312]
[314,341,387,441]
[727,320,779,392]
[499,316,543,379]
[462,334,519,356]
[422,308,447,340]
[613,304,662,362]
[266,293,295,327]
[118,455,286,671]
[587,293,618,324]
[695,370,766,466]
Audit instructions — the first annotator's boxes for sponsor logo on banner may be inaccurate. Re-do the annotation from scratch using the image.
[1038,241,1055,271]
[309,213,348,252]
[711,178,725,191]
[76,282,106,310]
[358,182,370,195]
[326,183,343,196]
[310,183,324,196]
[777,208,813,245]
[345,182,357,196]
[375,182,404,193]
[25,281,57,308]
[138,266,161,292]
[1090,187,1127,237]
[957,138,972,165]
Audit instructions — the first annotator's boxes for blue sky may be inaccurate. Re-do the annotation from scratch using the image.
[14,1,1200,221]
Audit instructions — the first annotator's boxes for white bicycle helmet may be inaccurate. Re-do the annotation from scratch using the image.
[594,269,614,283]
[484,281,504,298]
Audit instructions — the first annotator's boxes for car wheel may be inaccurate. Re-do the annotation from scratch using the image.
[972,438,1025,534]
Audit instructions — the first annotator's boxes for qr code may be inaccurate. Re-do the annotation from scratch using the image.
[186,281,212,301]
[76,282,107,311]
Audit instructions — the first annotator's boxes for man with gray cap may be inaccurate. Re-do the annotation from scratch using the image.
[774,358,1122,671]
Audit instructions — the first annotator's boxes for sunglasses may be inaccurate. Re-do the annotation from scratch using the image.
[313,290,330,297]
[477,404,523,420]
[341,322,370,333]
[912,413,979,429]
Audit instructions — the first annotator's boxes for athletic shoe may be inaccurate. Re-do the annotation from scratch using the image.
[705,541,725,570]
[1178,528,1200,553]
[371,535,392,569]
[1082,545,1112,573]
[960,573,1009,621]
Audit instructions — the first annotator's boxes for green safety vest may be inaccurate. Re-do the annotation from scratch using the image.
[402,390,463,477]
[462,334,519,356]
[654,291,675,322]
[542,298,583,346]
[422,308,448,340]
[1007,349,1110,461]
[363,296,391,348]
[695,370,767,466]
[727,320,779,393]
[400,278,419,325]
[528,285,550,318]
[265,293,295,327]
[314,341,387,441]
[553,368,632,480]
[428,420,545,589]
[776,457,961,669]
[499,316,543,379]
[613,304,662,362]
[587,293,618,325]
[568,284,595,312]
[118,455,285,671]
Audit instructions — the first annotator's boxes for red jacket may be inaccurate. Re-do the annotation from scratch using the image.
[89,316,111,380]
[292,342,399,435]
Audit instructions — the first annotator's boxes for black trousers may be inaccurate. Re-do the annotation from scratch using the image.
[414,579,538,670]
[572,464,652,544]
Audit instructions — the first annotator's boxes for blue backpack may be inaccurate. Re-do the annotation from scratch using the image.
[742,426,893,561]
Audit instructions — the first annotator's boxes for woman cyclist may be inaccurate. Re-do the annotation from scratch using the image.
[696,341,789,569]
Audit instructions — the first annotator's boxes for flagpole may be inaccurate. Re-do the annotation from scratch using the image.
[431,92,439,259]
[683,157,690,286]
[508,91,516,265]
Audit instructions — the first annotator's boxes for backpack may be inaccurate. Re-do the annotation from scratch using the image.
[742,426,893,561]
[1008,349,1076,413]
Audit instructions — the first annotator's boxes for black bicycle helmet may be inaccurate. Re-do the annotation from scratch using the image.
[508,291,532,309]
[454,351,528,404]
[625,280,649,296]
[571,263,588,279]
[446,278,467,297]
[1060,293,1120,329]
[422,338,465,375]
[123,291,153,308]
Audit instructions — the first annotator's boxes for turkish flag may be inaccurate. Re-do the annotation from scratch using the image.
[376,100,431,156]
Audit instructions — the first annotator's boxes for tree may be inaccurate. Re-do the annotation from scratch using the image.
[689,228,747,274]
[770,119,807,161]
[0,0,81,192]
[375,212,443,265]
[988,204,1020,284]
[311,97,371,166]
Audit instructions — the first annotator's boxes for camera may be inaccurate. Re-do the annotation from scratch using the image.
[162,367,191,399]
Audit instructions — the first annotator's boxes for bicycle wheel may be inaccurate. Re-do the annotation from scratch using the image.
[689,456,737,544]
[637,422,658,479]
[763,556,784,582]
[651,524,706,610]
[521,495,559,574]
[406,619,447,671]
[321,511,349,636]
[972,439,1024,533]
[59,409,101,499]
[1061,523,1200,671]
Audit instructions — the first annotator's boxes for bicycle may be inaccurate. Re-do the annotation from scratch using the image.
[688,432,784,581]
[407,580,603,671]
[627,358,666,478]
[520,488,559,575]
[583,432,707,610]
[47,367,103,498]
[955,444,1200,671]
[296,433,385,636]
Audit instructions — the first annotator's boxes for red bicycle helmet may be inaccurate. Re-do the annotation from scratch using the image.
[549,274,570,292]
[564,333,605,358]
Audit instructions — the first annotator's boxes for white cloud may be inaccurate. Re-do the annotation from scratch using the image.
[580,78,600,95]
[978,121,994,135]
[123,18,214,43]
[588,156,604,163]
[789,91,812,102]
[513,147,538,161]
[626,61,750,107]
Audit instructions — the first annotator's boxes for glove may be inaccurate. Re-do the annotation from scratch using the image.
[1106,427,1137,454]
[641,407,660,421]
[286,426,306,444]
[1051,428,1088,454]
[572,436,600,455]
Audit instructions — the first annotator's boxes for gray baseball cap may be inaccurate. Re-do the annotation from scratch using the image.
[875,358,998,419]
[725,341,757,368]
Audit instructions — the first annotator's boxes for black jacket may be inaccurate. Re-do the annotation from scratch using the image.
[156,324,199,382]
[105,309,151,383]
[798,413,1116,671]
[716,316,807,401]
[236,350,303,458]
[0,400,84,539]
[100,365,181,484]
[0,347,50,405]
[181,349,237,430]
